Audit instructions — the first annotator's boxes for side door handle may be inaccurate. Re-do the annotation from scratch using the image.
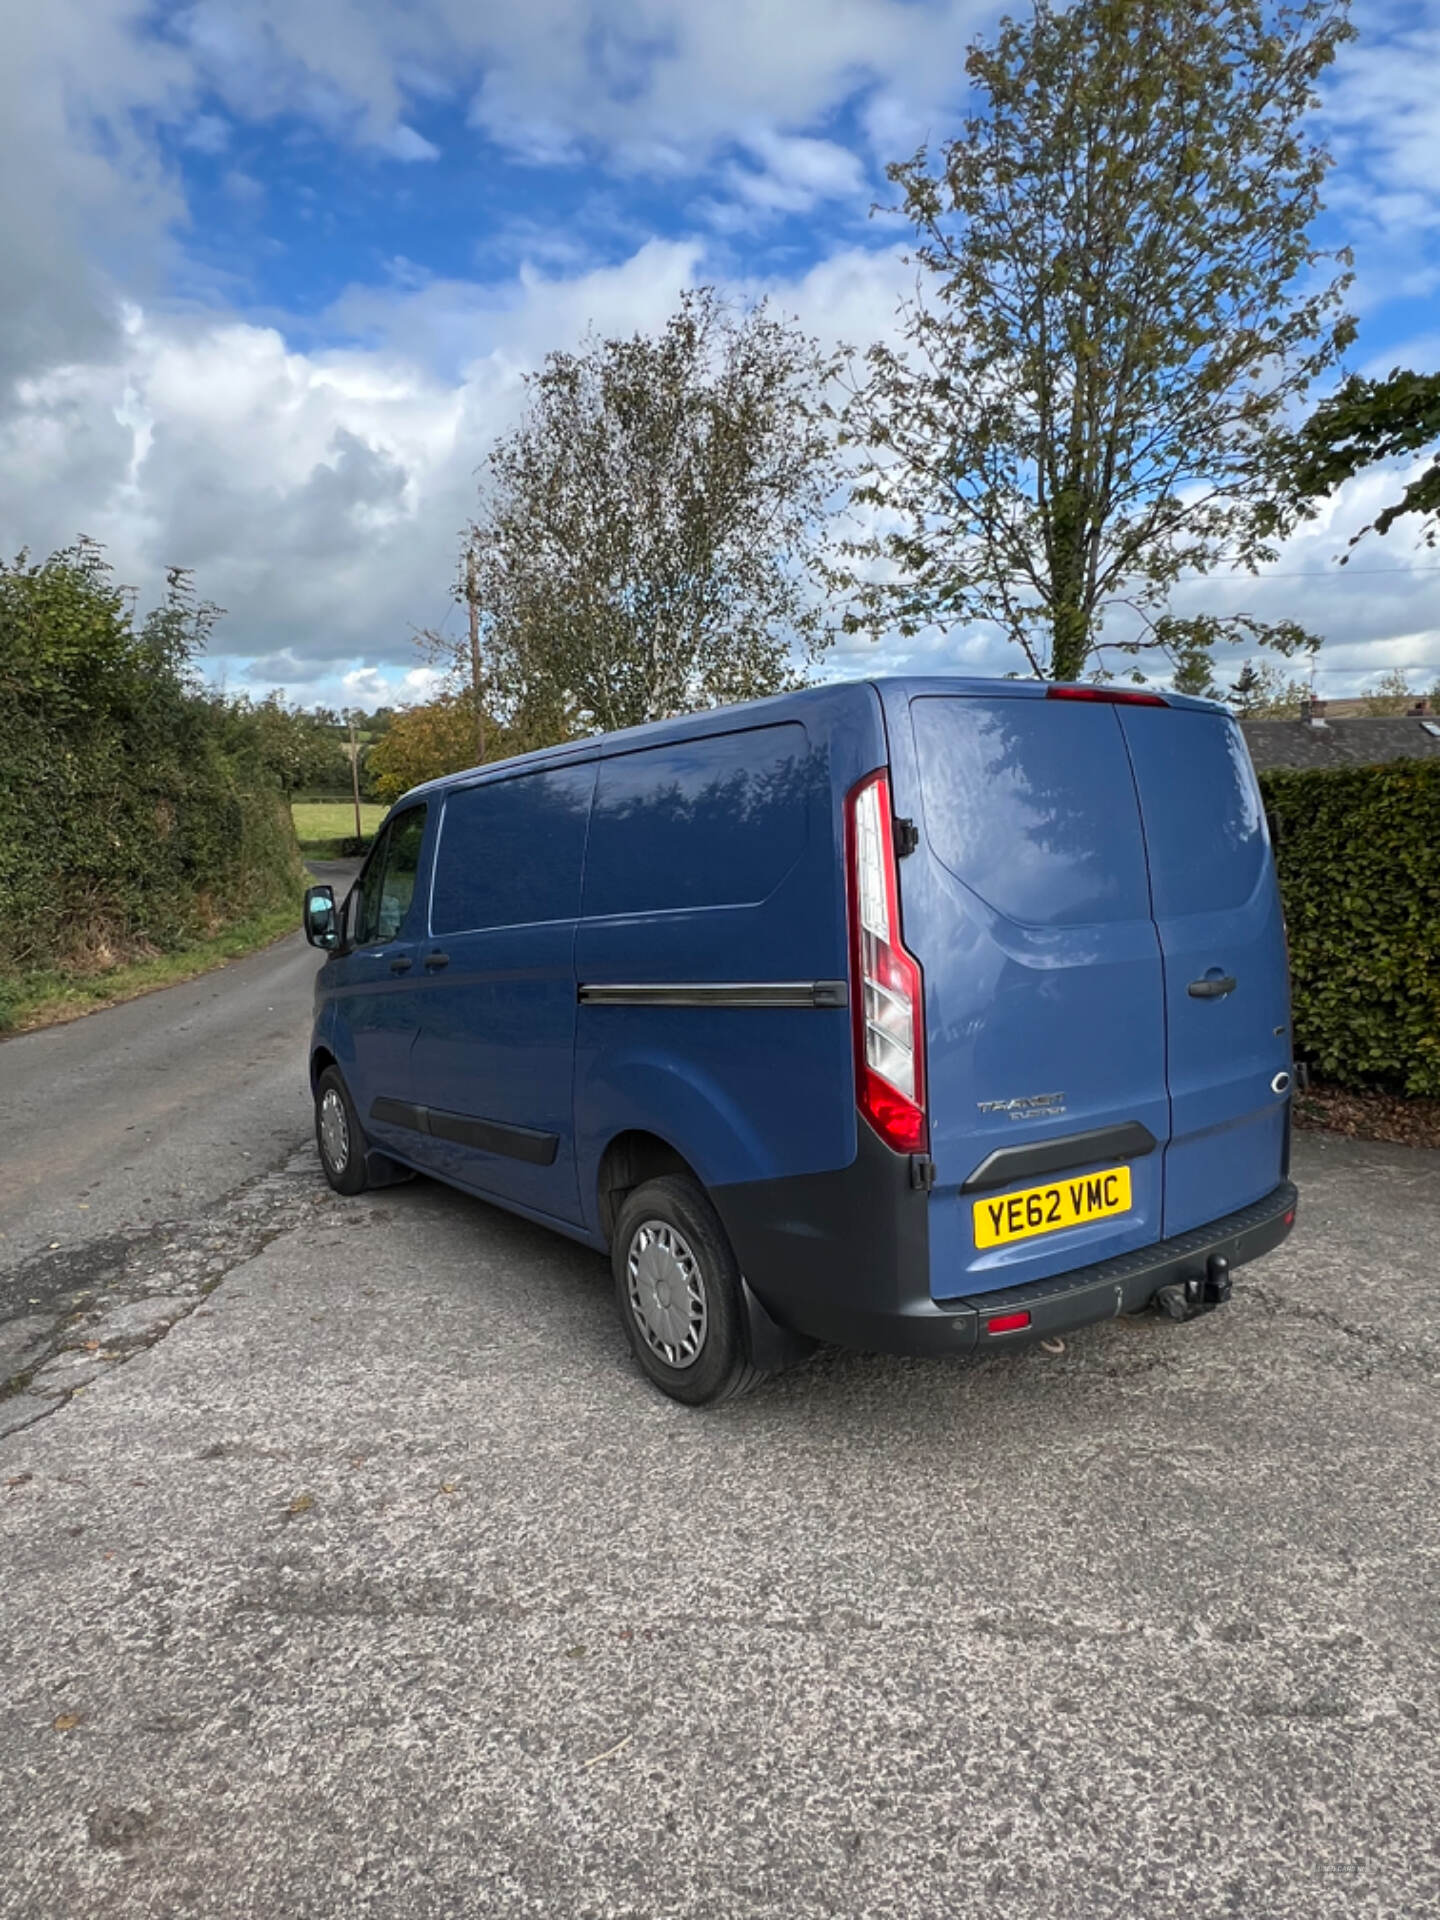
[424,952,450,971]
[389,955,412,975]
[1188,973,1236,999]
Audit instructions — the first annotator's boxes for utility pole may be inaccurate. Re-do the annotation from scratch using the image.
[465,540,485,765]
[346,710,363,841]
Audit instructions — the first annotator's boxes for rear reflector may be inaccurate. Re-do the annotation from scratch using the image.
[846,769,927,1154]
[1284,1210,1295,1226]
[986,1310,1031,1334]
[1046,685,1168,707]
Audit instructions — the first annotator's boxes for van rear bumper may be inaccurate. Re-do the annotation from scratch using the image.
[936,1180,1298,1355]
[713,1132,1297,1358]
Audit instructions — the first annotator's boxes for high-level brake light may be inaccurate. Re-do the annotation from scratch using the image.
[1046,685,1168,707]
[846,770,927,1154]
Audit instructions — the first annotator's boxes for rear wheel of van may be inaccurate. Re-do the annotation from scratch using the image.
[314,1065,369,1197]
[612,1176,764,1407]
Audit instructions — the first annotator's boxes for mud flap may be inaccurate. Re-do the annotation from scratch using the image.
[740,1276,819,1372]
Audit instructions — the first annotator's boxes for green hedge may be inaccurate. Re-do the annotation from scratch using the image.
[1261,761,1440,1097]
[0,710,303,971]
[0,541,305,977]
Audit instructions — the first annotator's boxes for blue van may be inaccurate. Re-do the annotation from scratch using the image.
[302,678,1297,1405]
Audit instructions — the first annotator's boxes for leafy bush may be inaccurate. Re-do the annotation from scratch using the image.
[366,693,489,802]
[1262,762,1440,1096]
[0,540,305,975]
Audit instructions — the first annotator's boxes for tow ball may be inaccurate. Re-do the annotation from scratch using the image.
[1154,1254,1232,1323]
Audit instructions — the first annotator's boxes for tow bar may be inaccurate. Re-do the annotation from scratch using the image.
[1153,1253,1232,1322]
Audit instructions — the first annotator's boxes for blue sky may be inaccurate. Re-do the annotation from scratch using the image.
[3,0,1439,712]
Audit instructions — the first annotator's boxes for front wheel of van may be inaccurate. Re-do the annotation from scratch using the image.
[612,1177,764,1408]
[314,1065,369,1197]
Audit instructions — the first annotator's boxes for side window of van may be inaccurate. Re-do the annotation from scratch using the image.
[584,723,811,917]
[353,804,428,945]
[430,763,595,935]
[352,823,390,947]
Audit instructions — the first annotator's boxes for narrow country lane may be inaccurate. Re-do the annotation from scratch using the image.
[0,865,356,1412]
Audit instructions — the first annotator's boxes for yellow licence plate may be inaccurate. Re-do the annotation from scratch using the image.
[972,1165,1133,1250]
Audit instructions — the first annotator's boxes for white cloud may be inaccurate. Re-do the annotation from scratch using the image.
[182,112,232,153]
[724,131,870,217]
[164,0,986,177]
[0,234,918,709]
[222,168,266,206]
[8,216,1433,712]
[0,0,192,383]
[1323,4,1440,220]
[3,0,1438,714]
[384,123,441,163]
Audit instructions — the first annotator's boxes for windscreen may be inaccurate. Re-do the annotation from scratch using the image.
[911,696,1152,927]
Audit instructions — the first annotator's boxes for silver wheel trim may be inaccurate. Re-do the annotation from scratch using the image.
[626,1220,708,1370]
[319,1087,350,1173]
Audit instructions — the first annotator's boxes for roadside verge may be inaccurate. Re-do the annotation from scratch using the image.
[0,902,302,1038]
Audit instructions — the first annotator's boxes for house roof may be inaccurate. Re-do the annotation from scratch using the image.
[1241,715,1440,772]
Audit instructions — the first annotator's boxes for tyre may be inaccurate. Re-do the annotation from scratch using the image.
[611,1175,766,1407]
[314,1064,369,1196]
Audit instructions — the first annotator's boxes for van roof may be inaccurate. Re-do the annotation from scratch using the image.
[389,674,1230,809]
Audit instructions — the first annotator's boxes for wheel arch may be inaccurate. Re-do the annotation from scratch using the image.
[595,1130,701,1248]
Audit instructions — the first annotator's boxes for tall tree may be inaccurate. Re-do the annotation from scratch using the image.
[444,288,839,736]
[1278,367,1440,555]
[1226,659,1310,716]
[1361,667,1421,716]
[843,0,1355,682]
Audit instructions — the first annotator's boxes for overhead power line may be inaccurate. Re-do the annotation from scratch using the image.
[1198,562,1440,580]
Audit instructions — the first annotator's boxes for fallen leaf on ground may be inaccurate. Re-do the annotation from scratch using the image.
[287,1492,315,1515]
[439,1481,459,1495]
[53,1712,83,1732]
[1295,1080,1440,1150]
[6,1473,33,1490]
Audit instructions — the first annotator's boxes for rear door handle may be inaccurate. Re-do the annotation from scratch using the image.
[1188,973,1236,999]
[389,956,412,974]
[424,952,450,971]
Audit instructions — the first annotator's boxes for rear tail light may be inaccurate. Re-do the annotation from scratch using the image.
[846,770,927,1153]
[1046,685,1168,707]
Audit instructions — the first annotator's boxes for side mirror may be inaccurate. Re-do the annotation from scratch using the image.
[303,884,339,950]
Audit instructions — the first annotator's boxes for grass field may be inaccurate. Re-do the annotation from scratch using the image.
[291,799,385,858]
[291,800,386,846]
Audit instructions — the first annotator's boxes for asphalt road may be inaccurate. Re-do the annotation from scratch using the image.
[0,860,354,1276]
[1,913,1437,1918]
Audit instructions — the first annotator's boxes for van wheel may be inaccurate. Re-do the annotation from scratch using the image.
[314,1065,368,1196]
[612,1176,764,1407]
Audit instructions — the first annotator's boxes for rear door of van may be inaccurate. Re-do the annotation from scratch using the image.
[1116,706,1291,1235]
[883,686,1172,1299]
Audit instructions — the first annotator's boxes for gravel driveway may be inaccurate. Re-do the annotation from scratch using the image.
[1,1120,1436,1918]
